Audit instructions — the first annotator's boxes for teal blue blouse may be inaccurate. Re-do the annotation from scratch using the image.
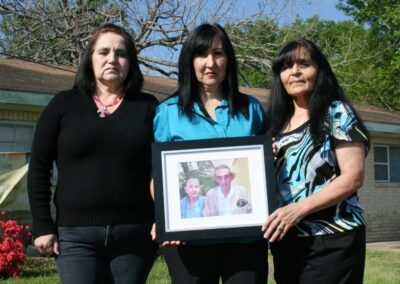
[154,95,265,142]
[274,101,369,236]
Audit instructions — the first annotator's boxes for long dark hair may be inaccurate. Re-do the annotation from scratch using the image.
[266,38,367,144]
[73,23,143,97]
[176,23,249,119]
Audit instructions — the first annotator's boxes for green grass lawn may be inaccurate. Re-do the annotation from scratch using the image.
[2,250,399,283]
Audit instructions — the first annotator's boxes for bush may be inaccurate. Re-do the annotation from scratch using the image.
[0,211,31,278]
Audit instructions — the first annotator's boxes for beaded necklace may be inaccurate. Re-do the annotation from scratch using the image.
[93,93,124,118]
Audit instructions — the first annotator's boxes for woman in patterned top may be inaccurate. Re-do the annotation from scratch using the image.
[262,38,370,284]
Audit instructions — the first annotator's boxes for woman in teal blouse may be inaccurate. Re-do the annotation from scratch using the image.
[153,23,267,284]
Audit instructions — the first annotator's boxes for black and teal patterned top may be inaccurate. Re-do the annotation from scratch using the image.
[274,101,369,236]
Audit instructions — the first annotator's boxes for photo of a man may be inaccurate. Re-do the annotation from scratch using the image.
[204,164,252,216]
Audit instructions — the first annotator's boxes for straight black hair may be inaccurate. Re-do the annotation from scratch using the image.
[266,38,368,145]
[176,23,249,119]
[73,23,143,97]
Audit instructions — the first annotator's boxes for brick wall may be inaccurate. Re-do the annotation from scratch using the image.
[359,135,400,242]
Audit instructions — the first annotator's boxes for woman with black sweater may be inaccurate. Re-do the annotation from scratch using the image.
[28,23,158,284]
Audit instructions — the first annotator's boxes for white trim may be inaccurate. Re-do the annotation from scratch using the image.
[0,90,53,106]
[374,145,389,182]
[365,122,400,135]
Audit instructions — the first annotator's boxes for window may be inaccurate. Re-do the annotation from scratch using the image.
[374,145,400,182]
[0,123,34,152]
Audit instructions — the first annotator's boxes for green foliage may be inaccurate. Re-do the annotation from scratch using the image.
[337,0,400,110]
[232,14,399,111]
[178,162,216,198]
[337,0,399,37]
[225,19,281,88]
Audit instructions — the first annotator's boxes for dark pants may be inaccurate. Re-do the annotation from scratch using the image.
[162,240,269,284]
[270,226,366,284]
[56,224,157,284]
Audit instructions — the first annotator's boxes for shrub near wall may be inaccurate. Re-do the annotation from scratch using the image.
[0,211,31,278]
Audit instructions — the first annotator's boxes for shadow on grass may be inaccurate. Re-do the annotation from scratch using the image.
[21,257,57,278]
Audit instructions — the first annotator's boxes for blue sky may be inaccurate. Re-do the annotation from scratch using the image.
[296,0,351,21]
[241,0,351,24]
[236,0,351,24]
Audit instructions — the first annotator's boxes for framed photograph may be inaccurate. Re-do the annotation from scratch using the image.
[152,135,277,242]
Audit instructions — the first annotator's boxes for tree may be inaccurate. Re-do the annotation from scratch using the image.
[3,1,396,110]
[233,15,400,111]
[226,19,280,87]
[232,17,373,87]
[337,0,400,111]
[337,0,399,39]
[0,0,119,65]
[0,0,303,77]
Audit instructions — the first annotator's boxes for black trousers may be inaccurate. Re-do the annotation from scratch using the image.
[270,226,366,284]
[162,240,269,284]
[56,224,157,284]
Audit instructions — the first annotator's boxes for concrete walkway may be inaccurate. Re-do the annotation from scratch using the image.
[367,241,400,253]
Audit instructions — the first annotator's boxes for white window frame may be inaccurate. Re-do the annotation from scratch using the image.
[374,144,390,182]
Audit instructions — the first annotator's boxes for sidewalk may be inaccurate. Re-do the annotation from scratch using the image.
[367,241,400,253]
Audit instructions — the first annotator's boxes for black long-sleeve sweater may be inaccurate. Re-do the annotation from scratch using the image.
[28,89,158,237]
